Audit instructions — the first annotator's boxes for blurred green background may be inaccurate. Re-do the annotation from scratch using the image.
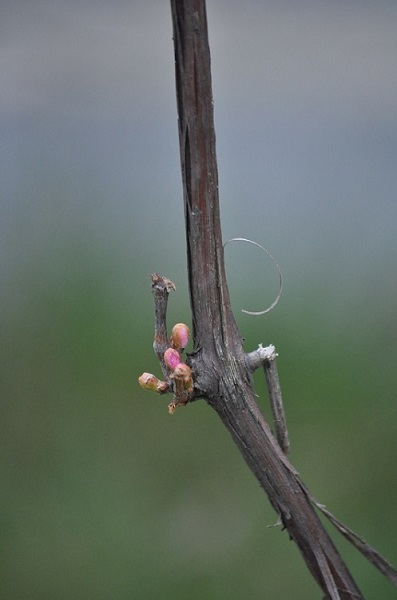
[2,1,397,598]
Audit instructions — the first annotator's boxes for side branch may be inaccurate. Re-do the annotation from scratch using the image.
[151,273,176,379]
[246,344,290,454]
[139,274,195,413]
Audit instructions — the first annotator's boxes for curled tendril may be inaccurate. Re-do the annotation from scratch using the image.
[223,237,283,316]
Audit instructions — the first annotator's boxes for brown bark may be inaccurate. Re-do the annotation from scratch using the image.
[169,1,363,598]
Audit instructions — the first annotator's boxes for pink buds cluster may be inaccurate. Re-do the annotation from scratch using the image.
[163,326,193,413]
[138,322,193,414]
[164,346,194,394]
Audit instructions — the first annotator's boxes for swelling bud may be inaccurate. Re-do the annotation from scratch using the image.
[164,347,181,371]
[173,363,193,394]
[170,323,190,351]
[138,372,168,393]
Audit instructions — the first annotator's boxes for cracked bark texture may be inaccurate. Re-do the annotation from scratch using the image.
[170,1,364,598]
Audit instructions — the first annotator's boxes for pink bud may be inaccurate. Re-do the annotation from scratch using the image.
[163,347,181,371]
[170,323,190,351]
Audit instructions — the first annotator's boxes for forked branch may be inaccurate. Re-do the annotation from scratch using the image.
[139,1,397,597]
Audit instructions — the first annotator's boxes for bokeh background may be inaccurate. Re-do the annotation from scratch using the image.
[2,1,397,598]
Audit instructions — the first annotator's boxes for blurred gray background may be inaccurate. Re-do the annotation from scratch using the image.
[1,1,397,598]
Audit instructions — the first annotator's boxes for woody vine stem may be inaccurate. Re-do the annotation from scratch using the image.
[138,1,397,597]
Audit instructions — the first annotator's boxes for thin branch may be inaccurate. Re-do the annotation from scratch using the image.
[310,496,397,587]
[151,273,176,379]
[246,343,290,454]
[264,349,290,454]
